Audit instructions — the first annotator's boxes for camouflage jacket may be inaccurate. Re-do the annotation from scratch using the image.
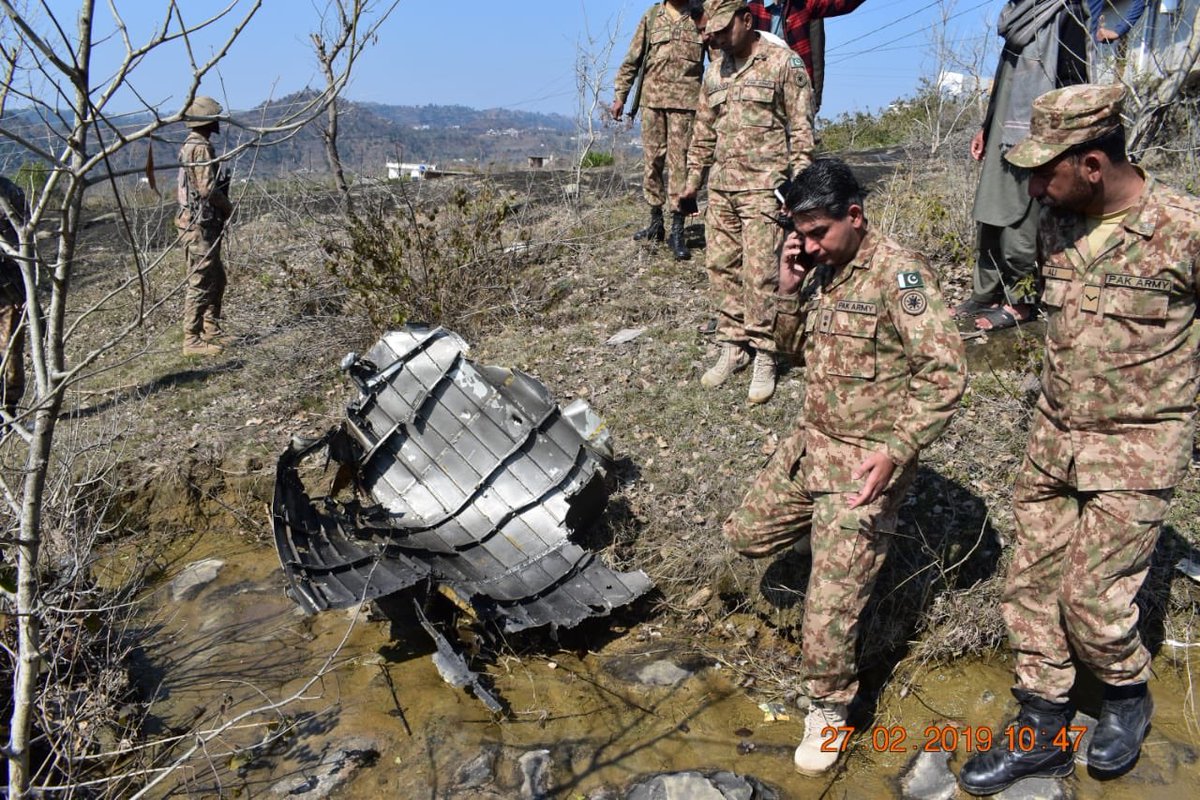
[614,3,705,111]
[1028,172,1200,491]
[684,35,813,194]
[177,131,232,229]
[0,176,28,293]
[780,232,966,491]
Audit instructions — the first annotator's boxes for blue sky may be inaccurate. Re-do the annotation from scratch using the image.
[29,1,1003,121]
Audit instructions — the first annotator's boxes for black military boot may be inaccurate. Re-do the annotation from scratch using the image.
[667,211,690,260]
[959,689,1075,796]
[633,206,664,243]
[1088,682,1152,774]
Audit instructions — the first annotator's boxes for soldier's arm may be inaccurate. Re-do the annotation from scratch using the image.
[781,54,814,176]
[880,255,967,466]
[774,236,816,357]
[613,11,650,107]
[682,76,717,196]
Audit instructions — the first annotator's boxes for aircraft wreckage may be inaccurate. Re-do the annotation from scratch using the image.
[271,326,652,642]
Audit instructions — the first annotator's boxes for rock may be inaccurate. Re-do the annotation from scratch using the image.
[169,559,225,601]
[605,327,646,346]
[270,736,378,798]
[1071,711,1098,767]
[586,787,621,800]
[635,660,692,687]
[626,770,777,800]
[685,586,714,609]
[452,746,498,790]
[517,749,552,800]
[900,749,956,800]
[994,775,1070,800]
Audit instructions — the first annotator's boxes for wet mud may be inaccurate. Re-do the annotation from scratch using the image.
[87,451,1197,799]
[110,512,1200,799]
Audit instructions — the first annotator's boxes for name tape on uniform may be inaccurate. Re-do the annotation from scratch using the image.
[835,300,877,315]
[1104,273,1171,292]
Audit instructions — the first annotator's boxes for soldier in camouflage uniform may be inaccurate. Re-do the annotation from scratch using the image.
[678,0,814,404]
[724,159,966,775]
[611,1,706,260]
[177,95,233,357]
[0,175,29,421]
[959,84,1200,795]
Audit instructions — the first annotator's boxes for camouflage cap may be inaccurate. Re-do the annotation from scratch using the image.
[1005,83,1126,169]
[184,96,223,128]
[705,0,746,33]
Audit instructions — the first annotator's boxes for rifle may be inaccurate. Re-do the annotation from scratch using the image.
[628,15,650,119]
[186,168,231,228]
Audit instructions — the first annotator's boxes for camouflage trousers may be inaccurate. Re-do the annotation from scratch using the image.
[640,107,694,208]
[705,189,782,352]
[723,427,915,704]
[1003,456,1172,704]
[0,282,26,417]
[181,224,227,339]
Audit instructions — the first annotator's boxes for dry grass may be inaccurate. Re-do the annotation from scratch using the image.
[22,154,1200,759]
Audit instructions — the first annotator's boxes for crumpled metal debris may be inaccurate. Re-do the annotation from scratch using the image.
[272,326,652,635]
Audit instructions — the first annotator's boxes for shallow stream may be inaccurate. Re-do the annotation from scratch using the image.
[112,527,1200,799]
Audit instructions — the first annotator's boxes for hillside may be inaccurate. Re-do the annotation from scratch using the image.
[0,93,625,184]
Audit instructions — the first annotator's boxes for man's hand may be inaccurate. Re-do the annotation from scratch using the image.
[609,99,624,121]
[970,128,985,161]
[1096,26,1120,43]
[676,188,699,216]
[779,230,806,294]
[846,452,896,509]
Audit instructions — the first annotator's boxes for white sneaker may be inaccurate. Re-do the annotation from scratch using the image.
[794,702,850,776]
[747,349,776,404]
[701,343,750,388]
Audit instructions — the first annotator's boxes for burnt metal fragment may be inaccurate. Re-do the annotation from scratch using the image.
[272,326,652,634]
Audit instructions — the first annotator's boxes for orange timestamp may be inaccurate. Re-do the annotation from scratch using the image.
[819,724,1090,753]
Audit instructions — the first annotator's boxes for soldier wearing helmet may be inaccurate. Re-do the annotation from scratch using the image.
[177,95,233,356]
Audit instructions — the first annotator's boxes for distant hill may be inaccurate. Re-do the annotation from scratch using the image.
[0,93,601,182]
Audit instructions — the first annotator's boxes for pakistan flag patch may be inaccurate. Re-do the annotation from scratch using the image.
[897,271,924,289]
[789,56,804,70]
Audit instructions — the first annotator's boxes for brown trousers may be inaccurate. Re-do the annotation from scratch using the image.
[181,224,226,338]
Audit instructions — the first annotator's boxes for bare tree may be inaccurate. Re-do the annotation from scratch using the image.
[1126,13,1200,155]
[0,2,364,796]
[917,0,995,156]
[310,0,399,216]
[573,3,623,192]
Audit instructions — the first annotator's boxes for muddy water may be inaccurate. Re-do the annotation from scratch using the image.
[119,529,1200,799]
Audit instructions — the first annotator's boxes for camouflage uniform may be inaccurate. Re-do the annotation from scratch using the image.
[177,129,232,344]
[614,2,705,208]
[684,36,813,352]
[1001,170,1200,702]
[0,176,28,417]
[725,233,966,702]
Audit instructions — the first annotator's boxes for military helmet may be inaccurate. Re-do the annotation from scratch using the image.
[184,96,223,128]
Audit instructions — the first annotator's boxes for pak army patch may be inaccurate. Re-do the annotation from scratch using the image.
[790,56,804,70]
[900,290,928,316]
[897,271,924,289]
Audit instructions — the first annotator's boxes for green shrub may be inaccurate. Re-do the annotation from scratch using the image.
[14,159,50,199]
[580,150,615,168]
[818,101,927,153]
[322,184,530,336]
